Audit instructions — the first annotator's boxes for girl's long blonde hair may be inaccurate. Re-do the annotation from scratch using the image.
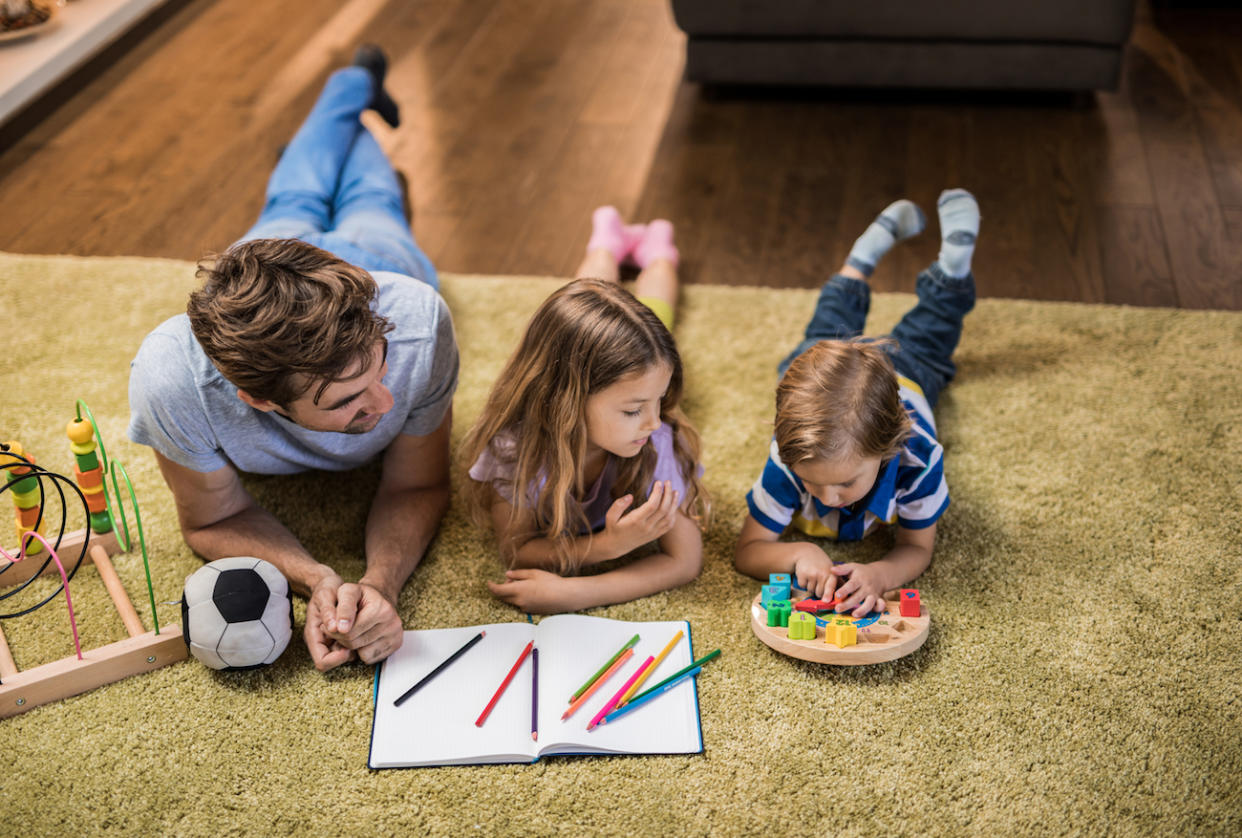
[463,279,708,573]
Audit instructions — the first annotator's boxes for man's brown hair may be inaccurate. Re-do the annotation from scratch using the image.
[775,340,913,467]
[187,238,393,407]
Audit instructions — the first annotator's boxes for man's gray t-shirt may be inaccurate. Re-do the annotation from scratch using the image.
[127,271,457,475]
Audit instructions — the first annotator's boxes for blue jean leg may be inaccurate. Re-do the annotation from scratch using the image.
[778,274,871,377]
[318,129,437,288]
[236,67,436,287]
[240,68,373,241]
[882,263,976,408]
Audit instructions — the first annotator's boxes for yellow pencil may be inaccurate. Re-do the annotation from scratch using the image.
[617,629,683,708]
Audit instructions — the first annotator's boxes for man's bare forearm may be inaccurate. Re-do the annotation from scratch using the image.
[180,503,336,598]
[362,482,450,603]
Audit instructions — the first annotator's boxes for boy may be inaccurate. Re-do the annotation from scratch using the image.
[734,190,979,616]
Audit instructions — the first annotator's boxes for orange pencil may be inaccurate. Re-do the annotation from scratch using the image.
[561,648,633,721]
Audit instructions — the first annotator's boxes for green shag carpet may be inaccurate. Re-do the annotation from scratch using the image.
[0,252,1239,836]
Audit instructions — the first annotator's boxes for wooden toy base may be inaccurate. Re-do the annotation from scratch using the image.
[750,589,930,665]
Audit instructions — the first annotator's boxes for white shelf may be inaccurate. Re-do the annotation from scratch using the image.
[0,0,173,128]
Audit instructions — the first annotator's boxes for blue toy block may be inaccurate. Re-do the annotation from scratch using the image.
[761,585,785,606]
[767,573,792,600]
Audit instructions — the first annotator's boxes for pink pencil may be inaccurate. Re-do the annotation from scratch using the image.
[587,655,654,731]
[562,648,633,721]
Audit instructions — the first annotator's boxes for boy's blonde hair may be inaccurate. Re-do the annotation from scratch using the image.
[462,279,708,573]
[775,340,913,467]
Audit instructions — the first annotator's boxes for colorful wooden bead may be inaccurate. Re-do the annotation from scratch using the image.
[74,449,100,472]
[89,510,113,533]
[16,505,41,527]
[73,464,104,490]
[68,440,96,457]
[65,419,95,446]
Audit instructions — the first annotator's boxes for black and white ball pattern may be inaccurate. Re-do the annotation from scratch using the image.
[181,557,293,670]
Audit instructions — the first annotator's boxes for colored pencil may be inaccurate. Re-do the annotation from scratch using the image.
[617,629,683,707]
[601,666,701,726]
[569,633,640,702]
[627,648,721,704]
[474,639,533,727]
[394,630,486,707]
[562,648,633,721]
[587,655,653,731]
[531,647,539,742]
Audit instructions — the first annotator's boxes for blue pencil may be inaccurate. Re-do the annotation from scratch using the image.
[599,666,701,725]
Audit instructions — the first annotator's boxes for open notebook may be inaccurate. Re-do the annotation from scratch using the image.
[369,614,702,768]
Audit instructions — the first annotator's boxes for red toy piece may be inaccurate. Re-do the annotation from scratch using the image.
[793,599,833,613]
[899,589,921,617]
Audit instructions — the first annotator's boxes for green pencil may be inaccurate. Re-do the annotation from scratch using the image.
[569,633,640,702]
[627,648,721,704]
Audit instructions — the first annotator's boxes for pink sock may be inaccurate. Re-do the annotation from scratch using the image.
[620,224,646,267]
[633,219,679,268]
[586,206,626,260]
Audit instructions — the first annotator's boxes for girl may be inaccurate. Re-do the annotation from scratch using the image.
[463,208,708,613]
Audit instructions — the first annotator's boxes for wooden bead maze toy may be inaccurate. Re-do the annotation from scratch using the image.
[750,573,929,665]
[0,401,186,717]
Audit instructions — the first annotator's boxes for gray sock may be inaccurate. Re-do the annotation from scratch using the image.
[935,189,980,279]
[846,199,926,277]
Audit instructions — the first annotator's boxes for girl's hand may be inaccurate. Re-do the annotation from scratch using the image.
[487,568,582,614]
[830,562,888,617]
[791,544,838,600]
[602,481,679,558]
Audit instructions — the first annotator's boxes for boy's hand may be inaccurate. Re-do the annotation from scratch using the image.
[602,481,679,558]
[830,562,888,617]
[488,568,582,614]
[791,544,838,600]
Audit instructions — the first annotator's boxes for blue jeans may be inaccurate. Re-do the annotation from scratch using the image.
[237,68,438,289]
[778,264,976,408]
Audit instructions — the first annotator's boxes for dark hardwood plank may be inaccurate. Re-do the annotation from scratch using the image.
[1098,205,1179,307]
[0,0,1239,310]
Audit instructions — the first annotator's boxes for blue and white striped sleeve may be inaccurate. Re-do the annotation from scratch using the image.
[894,419,949,529]
[745,441,801,534]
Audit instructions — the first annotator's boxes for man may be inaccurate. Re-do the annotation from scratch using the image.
[128,47,457,671]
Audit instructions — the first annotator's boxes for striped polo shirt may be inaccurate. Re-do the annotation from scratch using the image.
[745,376,948,540]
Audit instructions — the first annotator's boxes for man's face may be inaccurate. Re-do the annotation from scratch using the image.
[243,341,394,434]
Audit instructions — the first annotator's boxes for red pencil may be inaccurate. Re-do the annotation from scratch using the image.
[475,640,534,727]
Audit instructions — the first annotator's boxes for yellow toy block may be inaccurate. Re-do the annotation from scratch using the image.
[824,619,857,648]
[787,611,816,640]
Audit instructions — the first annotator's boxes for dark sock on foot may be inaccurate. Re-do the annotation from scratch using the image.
[353,44,400,128]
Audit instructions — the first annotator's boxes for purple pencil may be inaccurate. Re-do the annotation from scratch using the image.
[531,647,539,742]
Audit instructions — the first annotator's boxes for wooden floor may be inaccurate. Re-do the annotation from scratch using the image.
[1,0,1240,308]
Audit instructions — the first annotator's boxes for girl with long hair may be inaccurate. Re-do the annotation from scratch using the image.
[463,210,708,613]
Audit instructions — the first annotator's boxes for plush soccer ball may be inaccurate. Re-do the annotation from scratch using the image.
[181,557,293,670]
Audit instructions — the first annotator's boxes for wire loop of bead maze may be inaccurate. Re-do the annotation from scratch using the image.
[0,400,186,718]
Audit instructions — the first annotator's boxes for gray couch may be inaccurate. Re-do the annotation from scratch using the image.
[670,0,1137,91]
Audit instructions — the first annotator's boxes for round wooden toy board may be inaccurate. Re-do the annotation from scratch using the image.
[750,588,929,665]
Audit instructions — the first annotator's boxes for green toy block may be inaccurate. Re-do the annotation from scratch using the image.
[766,599,792,627]
[74,449,101,472]
[787,611,816,640]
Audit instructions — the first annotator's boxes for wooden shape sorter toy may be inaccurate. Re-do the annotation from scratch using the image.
[749,579,930,665]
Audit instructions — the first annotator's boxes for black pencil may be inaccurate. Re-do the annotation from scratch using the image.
[393,630,486,707]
